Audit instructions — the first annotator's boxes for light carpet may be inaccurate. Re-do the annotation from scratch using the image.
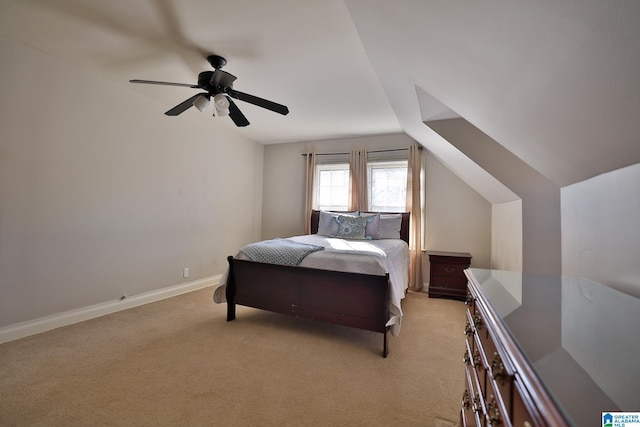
[0,287,466,426]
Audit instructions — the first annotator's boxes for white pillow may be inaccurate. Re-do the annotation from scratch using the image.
[379,214,402,239]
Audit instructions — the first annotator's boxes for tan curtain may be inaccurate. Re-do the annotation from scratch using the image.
[304,152,316,234]
[406,144,424,291]
[349,150,368,211]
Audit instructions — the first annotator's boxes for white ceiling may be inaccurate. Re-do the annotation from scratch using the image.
[2,0,639,202]
[0,0,401,144]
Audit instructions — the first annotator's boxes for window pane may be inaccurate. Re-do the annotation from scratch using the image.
[315,163,350,211]
[368,161,407,212]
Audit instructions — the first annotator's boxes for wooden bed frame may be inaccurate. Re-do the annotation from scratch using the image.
[226,210,410,357]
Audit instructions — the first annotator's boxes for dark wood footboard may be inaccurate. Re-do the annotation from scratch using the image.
[226,256,391,357]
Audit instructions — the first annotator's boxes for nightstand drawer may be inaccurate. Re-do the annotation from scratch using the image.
[431,262,469,283]
[431,275,465,289]
[432,262,468,278]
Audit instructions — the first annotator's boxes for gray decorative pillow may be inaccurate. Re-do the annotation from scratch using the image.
[317,211,358,236]
[332,215,369,239]
[379,214,402,239]
[359,212,381,240]
[317,211,339,236]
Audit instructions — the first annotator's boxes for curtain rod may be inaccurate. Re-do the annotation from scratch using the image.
[301,147,419,157]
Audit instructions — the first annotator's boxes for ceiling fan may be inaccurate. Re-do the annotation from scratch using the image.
[130,55,289,127]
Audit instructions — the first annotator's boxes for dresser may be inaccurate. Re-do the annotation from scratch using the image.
[461,269,640,427]
[427,251,472,300]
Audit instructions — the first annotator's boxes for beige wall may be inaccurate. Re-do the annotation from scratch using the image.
[491,200,523,271]
[261,143,307,239]
[562,163,640,297]
[0,35,263,327]
[262,134,493,286]
[424,154,492,271]
[261,133,413,239]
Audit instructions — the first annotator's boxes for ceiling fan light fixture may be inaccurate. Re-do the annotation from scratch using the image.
[130,55,288,126]
[193,95,210,112]
[213,93,230,117]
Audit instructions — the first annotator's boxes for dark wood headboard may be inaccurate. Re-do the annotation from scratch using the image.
[310,210,410,244]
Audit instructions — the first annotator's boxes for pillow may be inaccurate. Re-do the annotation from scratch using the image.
[379,214,402,239]
[331,215,369,239]
[317,211,339,236]
[317,211,358,236]
[359,212,381,240]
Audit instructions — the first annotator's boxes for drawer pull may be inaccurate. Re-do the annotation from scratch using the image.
[473,313,483,330]
[464,349,472,366]
[485,396,502,425]
[491,352,507,385]
[465,293,474,306]
[445,267,455,273]
[464,321,473,336]
[462,389,471,410]
[472,349,482,368]
[472,395,482,413]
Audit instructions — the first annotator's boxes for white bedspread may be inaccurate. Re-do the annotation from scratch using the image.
[213,235,409,336]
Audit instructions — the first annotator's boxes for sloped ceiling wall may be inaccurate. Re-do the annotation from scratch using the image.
[345,0,640,193]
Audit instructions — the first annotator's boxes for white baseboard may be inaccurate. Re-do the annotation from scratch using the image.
[0,275,221,344]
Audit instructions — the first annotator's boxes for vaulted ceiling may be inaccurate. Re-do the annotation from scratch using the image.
[1,0,639,203]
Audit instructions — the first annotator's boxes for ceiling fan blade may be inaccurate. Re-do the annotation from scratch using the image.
[210,69,237,89]
[165,93,207,116]
[226,89,289,115]
[227,97,250,127]
[130,79,199,88]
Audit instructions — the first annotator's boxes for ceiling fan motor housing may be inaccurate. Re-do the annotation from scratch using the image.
[198,71,218,92]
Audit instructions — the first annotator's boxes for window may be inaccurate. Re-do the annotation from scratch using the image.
[368,160,408,212]
[314,163,350,211]
[312,153,408,212]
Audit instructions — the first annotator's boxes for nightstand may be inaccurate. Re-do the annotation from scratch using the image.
[427,251,472,300]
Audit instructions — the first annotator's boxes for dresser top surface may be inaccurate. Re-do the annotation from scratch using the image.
[467,268,640,425]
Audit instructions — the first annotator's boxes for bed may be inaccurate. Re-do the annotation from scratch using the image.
[213,210,410,357]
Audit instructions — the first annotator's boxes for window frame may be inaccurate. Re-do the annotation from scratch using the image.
[311,151,410,213]
[367,159,408,212]
[313,161,350,211]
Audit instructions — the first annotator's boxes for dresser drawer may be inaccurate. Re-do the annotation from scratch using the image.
[513,380,540,427]
[475,333,514,414]
[485,377,511,427]
[471,332,489,398]
[463,366,482,426]
[473,302,515,421]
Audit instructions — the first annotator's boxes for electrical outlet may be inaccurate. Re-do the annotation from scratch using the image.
[183,267,189,278]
